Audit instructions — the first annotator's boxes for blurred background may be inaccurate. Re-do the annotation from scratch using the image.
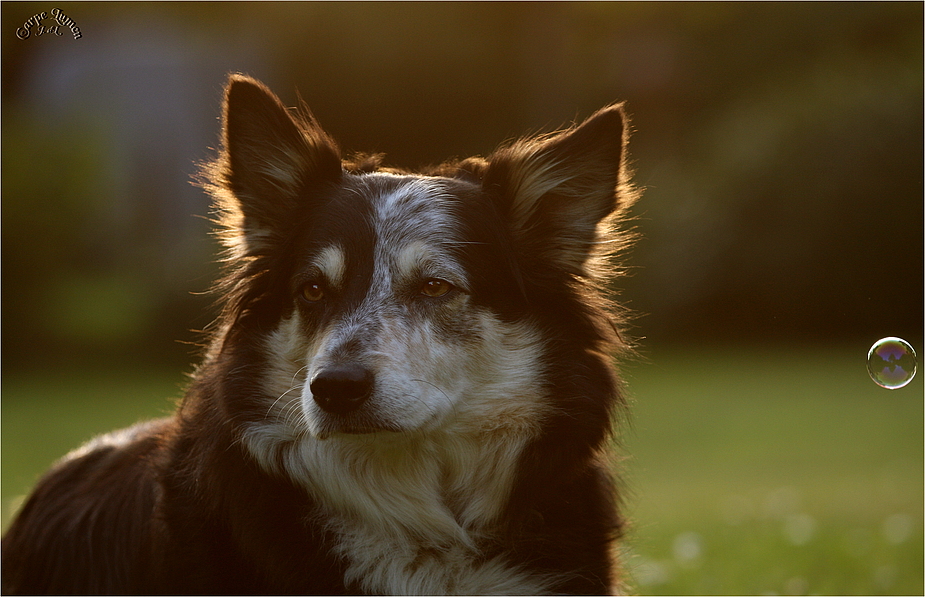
[2,2,922,594]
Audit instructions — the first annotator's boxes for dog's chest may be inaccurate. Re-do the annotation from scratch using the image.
[333,520,550,595]
[299,435,552,595]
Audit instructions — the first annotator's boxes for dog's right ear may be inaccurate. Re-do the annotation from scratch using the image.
[209,74,342,254]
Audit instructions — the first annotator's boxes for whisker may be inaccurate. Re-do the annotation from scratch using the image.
[409,378,451,402]
[408,378,461,420]
[266,365,308,419]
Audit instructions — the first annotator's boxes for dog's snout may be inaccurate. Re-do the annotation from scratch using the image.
[310,365,374,414]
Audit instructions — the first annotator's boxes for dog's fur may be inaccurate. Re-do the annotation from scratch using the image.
[2,74,639,595]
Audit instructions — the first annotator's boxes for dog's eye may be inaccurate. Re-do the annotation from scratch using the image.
[300,281,325,302]
[420,278,453,298]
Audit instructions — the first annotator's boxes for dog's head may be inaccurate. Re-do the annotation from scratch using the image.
[200,74,637,443]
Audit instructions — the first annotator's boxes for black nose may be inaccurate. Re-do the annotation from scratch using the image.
[310,365,374,415]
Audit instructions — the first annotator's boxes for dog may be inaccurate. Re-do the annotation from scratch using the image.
[2,73,639,595]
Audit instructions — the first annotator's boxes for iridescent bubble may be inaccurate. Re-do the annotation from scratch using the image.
[867,337,917,390]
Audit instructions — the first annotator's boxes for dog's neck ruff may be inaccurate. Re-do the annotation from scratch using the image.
[242,421,552,594]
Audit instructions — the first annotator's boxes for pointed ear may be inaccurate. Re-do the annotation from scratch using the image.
[208,74,342,253]
[483,104,636,277]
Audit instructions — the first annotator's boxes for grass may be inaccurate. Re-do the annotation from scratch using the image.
[620,345,923,594]
[2,345,922,594]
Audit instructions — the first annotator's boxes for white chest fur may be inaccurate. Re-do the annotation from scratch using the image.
[305,431,552,595]
[244,425,553,595]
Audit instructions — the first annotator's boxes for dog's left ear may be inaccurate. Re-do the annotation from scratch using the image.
[483,104,634,277]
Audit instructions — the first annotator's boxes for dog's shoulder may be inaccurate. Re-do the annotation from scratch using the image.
[2,418,170,594]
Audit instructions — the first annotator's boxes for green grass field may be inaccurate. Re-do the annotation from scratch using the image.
[2,345,922,594]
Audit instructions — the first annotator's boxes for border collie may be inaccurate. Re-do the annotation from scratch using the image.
[2,74,639,595]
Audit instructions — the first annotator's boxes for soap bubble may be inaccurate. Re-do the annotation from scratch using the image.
[867,337,917,389]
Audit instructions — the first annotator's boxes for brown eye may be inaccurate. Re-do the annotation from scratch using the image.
[300,281,325,302]
[420,278,453,298]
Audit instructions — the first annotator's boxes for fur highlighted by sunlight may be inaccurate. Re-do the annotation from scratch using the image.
[2,73,639,595]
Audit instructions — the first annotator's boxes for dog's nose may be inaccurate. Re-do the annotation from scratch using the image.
[310,365,374,414]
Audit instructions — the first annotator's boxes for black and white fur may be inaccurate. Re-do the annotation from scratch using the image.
[2,74,639,595]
